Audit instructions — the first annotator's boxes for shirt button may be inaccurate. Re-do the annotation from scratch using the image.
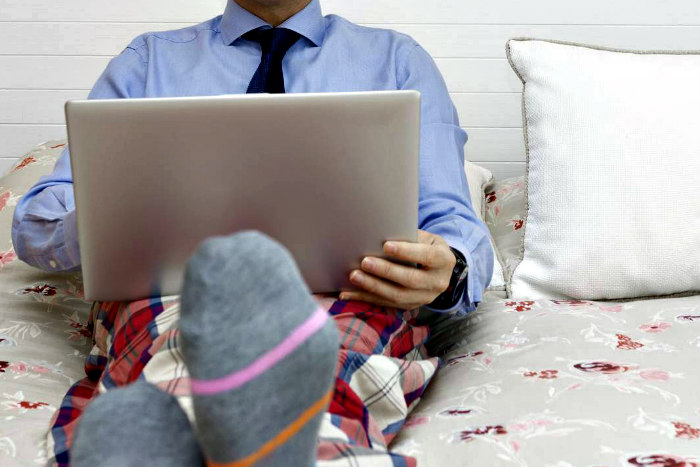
[49,260,57,269]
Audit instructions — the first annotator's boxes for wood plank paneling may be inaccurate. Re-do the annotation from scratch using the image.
[465,128,525,162]
[1,0,698,179]
[439,59,522,93]
[0,56,524,92]
[0,158,17,176]
[1,23,698,57]
[452,93,522,128]
[0,56,110,89]
[0,90,88,124]
[0,0,227,23]
[0,125,67,159]
[2,0,698,24]
[0,22,192,56]
[322,0,700,25]
[391,25,700,58]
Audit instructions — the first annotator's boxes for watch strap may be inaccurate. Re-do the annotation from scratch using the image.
[428,247,468,310]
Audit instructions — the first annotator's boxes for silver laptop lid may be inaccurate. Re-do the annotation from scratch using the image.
[66,91,420,302]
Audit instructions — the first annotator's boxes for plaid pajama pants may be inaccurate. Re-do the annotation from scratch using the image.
[48,295,440,467]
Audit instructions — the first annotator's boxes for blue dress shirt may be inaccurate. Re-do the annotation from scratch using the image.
[12,0,493,314]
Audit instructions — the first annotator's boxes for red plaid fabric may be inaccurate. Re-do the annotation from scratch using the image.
[49,296,440,467]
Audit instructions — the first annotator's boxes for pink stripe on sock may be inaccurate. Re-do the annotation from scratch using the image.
[190,307,329,396]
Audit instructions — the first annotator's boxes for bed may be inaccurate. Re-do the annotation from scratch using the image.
[1,140,698,467]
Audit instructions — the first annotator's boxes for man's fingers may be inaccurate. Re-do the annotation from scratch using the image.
[360,256,437,291]
[417,229,437,244]
[383,240,451,269]
[347,270,427,307]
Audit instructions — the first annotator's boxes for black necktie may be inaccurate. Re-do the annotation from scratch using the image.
[244,28,300,94]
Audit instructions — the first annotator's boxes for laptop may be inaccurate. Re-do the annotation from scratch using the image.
[66,91,420,302]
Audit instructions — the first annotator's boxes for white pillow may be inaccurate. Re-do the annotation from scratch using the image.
[506,39,700,300]
[464,161,505,290]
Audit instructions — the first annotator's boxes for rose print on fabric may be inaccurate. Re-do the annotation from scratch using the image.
[617,334,645,350]
[640,322,672,333]
[580,324,672,353]
[402,416,429,429]
[505,301,534,312]
[12,156,37,172]
[438,407,484,418]
[559,360,681,403]
[523,369,558,379]
[442,408,474,416]
[439,410,616,464]
[673,421,700,439]
[639,369,670,382]
[446,351,484,366]
[574,361,634,374]
[597,304,625,312]
[2,391,53,414]
[628,409,698,440]
[390,294,700,467]
[676,315,700,322]
[552,299,592,306]
[0,248,16,270]
[445,351,494,375]
[509,219,524,231]
[63,312,91,342]
[456,425,508,442]
[21,284,57,298]
[627,454,699,467]
[0,190,10,213]
[0,360,69,384]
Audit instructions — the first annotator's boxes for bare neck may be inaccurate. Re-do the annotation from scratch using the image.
[234,0,312,27]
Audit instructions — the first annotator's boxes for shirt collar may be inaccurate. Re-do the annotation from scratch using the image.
[220,0,325,47]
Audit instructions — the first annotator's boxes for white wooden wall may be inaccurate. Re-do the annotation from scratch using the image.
[1,0,699,178]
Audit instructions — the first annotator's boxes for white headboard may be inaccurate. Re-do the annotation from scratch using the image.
[1,0,699,178]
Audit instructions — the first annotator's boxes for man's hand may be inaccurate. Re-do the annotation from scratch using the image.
[339,230,456,310]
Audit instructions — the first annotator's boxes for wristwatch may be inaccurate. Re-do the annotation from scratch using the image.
[428,247,469,310]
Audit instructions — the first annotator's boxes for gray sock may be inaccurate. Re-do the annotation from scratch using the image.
[71,380,205,467]
[179,231,339,467]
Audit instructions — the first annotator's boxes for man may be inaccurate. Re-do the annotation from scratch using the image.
[13,0,493,465]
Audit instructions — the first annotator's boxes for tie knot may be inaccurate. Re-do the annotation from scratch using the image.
[244,27,301,57]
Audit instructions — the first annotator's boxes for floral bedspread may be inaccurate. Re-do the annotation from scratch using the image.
[2,142,699,467]
[0,142,93,466]
[391,296,700,467]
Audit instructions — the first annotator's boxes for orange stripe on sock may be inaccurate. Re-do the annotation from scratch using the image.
[207,389,333,467]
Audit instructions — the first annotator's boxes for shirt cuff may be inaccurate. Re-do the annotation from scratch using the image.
[23,210,81,273]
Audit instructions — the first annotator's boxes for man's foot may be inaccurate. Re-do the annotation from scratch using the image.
[179,231,339,467]
[71,381,205,467]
